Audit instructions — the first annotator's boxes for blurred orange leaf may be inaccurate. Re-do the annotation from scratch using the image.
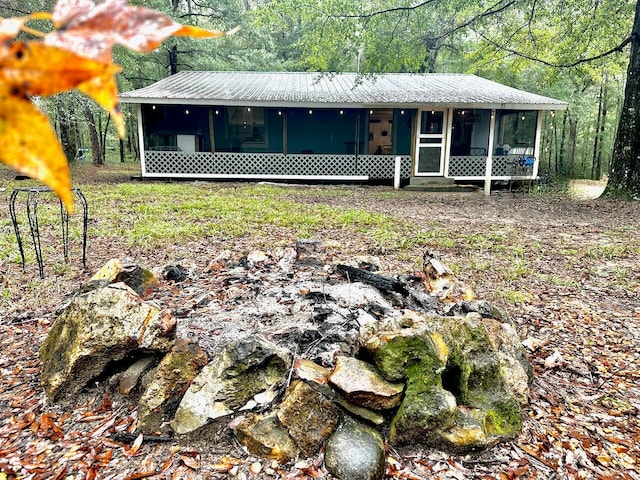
[47,0,229,62]
[77,73,125,137]
[0,41,119,97]
[0,84,72,210]
[0,18,27,40]
[0,0,232,208]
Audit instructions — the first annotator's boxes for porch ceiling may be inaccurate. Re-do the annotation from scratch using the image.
[120,72,568,111]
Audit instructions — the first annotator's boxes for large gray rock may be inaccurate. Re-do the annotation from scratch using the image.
[324,417,385,480]
[40,283,176,401]
[362,310,532,451]
[171,336,292,434]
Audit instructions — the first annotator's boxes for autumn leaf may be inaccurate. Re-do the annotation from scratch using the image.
[47,0,230,63]
[0,84,72,210]
[0,41,120,97]
[77,73,125,137]
[0,18,27,40]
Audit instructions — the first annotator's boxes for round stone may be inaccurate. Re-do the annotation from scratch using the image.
[324,417,385,480]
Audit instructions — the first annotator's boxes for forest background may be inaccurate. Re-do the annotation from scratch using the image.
[1,0,635,191]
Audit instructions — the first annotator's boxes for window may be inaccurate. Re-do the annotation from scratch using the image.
[227,107,267,148]
[496,110,537,154]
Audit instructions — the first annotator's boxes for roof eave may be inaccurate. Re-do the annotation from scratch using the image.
[119,97,568,111]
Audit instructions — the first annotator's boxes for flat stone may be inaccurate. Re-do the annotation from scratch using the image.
[118,355,156,395]
[234,412,299,462]
[325,417,385,480]
[329,356,404,410]
[277,380,341,456]
[137,341,208,434]
[294,358,330,385]
[90,259,158,295]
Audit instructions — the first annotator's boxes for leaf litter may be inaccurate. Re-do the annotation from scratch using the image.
[0,170,639,479]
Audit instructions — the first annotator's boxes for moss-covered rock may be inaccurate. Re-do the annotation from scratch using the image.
[361,310,532,451]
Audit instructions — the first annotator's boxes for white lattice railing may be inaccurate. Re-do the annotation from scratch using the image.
[143,151,412,179]
[448,155,535,179]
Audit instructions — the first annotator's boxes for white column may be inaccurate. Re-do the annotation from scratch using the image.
[532,110,543,178]
[137,104,146,177]
[444,108,454,177]
[394,156,402,189]
[484,109,497,196]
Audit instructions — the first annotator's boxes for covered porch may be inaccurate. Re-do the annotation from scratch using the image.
[121,71,567,193]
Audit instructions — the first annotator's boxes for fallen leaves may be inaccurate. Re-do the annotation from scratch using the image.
[1,187,640,479]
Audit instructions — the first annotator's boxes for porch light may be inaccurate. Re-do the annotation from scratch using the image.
[521,115,526,121]
[185,109,189,115]
[550,111,555,117]
[431,110,435,114]
[400,110,405,115]
[278,111,282,115]
[370,110,373,114]
[215,110,219,115]
[309,109,313,114]
[152,105,156,110]
[247,107,251,112]
[339,110,344,115]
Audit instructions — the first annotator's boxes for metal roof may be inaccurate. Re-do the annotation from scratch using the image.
[120,71,567,110]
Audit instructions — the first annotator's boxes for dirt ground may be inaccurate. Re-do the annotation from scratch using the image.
[1,166,639,479]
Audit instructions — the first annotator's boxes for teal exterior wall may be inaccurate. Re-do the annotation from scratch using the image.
[142,104,413,157]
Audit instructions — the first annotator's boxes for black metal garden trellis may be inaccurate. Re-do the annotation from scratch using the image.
[9,187,88,278]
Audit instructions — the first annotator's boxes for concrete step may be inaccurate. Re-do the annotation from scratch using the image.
[405,177,479,192]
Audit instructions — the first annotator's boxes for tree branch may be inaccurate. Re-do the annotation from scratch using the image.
[329,0,439,20]
[476,31,633,68]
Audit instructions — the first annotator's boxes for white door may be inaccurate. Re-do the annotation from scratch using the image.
[414,109,446,176]
[177,134,197,153]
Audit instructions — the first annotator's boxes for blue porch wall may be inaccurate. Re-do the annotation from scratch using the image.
[142,105,414,156]
[287,108,358,154]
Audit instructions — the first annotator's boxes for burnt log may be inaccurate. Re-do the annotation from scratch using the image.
[336,265,408,296]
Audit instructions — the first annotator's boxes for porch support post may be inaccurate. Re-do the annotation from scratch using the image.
[137,104,146,177]
[532,110,543,178]
[283,111,288,155]
[444,108,454,177]
[208,109,216,153]
[484,108,497,196]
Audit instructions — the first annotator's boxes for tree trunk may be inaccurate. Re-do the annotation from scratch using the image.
[567,116,578,177]
[84,105,104,165]
[560,110,568,176]
[602,0,640,198]
[169,41,179,75]
[591,81,605,180]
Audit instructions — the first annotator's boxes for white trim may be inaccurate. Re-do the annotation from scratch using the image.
[414,108,447,176]
[443,107,454,177]
[138,173,370,181]
[532,110,543,178]
[484,109,497,196]
[120,97,566,111]
[137,105,146,176]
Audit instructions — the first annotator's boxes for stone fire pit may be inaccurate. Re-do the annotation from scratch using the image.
[39,247,533,479]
